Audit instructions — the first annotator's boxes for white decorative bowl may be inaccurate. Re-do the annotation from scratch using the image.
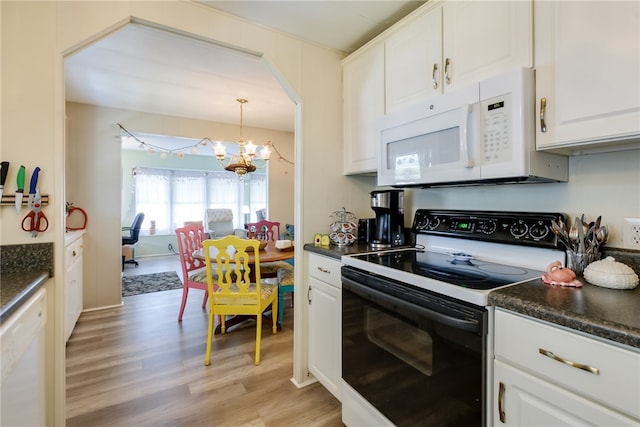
[583,256,639,289]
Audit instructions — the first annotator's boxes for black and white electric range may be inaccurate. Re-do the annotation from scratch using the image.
[340,209,566,427]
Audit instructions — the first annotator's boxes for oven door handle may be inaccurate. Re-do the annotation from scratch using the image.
[343,276,482,334]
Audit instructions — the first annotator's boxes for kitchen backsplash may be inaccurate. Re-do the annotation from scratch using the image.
[0,243,54,276]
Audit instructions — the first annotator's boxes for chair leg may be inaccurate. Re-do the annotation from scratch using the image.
[205,309,215,366]
[201,291,208,309]
[255,312,262,365]
[272,298,278,335]
[178,287,189,321]
[278,292,285,328]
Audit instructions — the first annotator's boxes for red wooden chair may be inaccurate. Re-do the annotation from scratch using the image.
[246,220,281,241]
[175,224,209,321]
[245,220,289,276]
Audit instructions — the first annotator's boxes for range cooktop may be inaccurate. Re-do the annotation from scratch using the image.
[349,249,544,290]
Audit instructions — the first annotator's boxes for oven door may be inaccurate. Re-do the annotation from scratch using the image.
[342,266,487,427]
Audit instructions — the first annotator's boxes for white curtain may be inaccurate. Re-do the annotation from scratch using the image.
[133,167,267,234]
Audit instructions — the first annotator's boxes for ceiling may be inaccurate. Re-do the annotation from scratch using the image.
[64,1,425,144]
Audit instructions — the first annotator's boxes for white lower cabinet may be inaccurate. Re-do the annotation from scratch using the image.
[65,231,84,342]
[493,309,640,426]
[494,361,638,426]
[307,253,342,401]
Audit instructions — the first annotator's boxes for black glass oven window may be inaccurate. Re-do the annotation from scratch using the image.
[343,286,484,426]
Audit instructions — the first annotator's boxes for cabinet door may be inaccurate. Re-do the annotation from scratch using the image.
[308,275,341,400]
[442,0,532,90]
[535,1,640,149]
[64,238,83,342]
[494,360,639,426]
[385,6,442,112]
[343,43,384,175]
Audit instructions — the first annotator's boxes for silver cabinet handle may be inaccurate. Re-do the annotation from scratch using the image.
[307,287,312,304]
[498,381,506,423]
[445,58,451,85]
[432,63,439,89]
[317,266,330,274]
[540,97,547,133]
[539,348,600,375]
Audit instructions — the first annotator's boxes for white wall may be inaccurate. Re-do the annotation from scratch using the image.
[405,149,640,249]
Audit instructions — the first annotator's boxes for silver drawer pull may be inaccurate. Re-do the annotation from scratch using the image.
[539,348,600,375]
[317,267,330,274]
[432,63,439,89]
[498,381,506,423]
[540,97,547,133]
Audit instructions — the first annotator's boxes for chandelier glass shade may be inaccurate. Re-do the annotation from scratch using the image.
[214,98,271,177]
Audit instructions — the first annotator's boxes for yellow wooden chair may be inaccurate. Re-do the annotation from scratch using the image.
[202,235,278,366]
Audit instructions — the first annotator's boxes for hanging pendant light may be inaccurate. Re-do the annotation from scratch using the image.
[214,98,259,177]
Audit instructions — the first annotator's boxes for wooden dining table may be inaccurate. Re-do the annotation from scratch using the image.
[193,240,293,265]
[192,240,294,333]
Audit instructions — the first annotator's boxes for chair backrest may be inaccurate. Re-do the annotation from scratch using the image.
[246,220,281,241]
[175,224,206,276]
[202,235,262,300]
[126,213,145,242]
[205,208,235,237]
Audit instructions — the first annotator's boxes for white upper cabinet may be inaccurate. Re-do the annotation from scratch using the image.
[385,6,442,112]
[343,42,384,175]
[385,0,532,114]
[535,1,640,151]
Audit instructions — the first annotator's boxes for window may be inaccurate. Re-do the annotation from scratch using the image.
[132,167,266,235]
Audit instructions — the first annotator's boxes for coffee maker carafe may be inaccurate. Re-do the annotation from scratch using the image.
[370,190,405,249]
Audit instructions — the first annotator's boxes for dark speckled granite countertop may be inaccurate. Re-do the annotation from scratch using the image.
[1,243,54,324]
[489,278,640,349]
[303,241,381,260]
[304,242,640,350]
[1,271,49,323]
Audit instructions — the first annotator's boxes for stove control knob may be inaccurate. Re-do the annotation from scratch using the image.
[510,220,528,238]
[428,217,441,230]
[529,222,549,240]
[477,220,497,235]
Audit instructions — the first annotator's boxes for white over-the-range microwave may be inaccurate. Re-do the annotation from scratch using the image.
[378,68,568,187]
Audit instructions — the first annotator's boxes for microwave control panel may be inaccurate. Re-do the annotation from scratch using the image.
[481,93,512,164]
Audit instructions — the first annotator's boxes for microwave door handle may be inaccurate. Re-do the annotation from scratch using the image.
[459,104,473,167]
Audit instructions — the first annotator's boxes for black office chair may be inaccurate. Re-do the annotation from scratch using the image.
[122,212,145,269]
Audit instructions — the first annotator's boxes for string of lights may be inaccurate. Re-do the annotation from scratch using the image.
[117,123,293,165]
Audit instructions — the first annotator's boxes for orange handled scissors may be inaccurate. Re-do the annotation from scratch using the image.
[21,190,48,237]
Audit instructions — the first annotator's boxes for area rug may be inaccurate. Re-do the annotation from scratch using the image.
[122,271,183,297]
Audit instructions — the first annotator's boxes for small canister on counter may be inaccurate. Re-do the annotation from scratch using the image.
[358,218,376,243]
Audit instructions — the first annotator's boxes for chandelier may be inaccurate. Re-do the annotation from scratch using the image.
[213,98,271,177]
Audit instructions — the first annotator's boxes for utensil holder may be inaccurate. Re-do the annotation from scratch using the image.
[566,250,600,276]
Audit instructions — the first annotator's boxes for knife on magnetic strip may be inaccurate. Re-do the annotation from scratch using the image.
[15,165,25,213]
[0,161,8,197]
[27,167,41,210]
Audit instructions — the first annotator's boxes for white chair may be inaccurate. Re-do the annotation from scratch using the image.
[204,208,247,239]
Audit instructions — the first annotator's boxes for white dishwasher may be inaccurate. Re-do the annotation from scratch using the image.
[1,288,47,427]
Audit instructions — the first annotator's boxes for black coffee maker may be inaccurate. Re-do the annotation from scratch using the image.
[370,189,405,248]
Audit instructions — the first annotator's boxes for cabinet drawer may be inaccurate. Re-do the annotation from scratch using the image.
[308,254,342,288]
[495,309,640,419]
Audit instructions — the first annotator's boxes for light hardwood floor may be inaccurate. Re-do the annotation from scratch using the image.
[66,257,343,426]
